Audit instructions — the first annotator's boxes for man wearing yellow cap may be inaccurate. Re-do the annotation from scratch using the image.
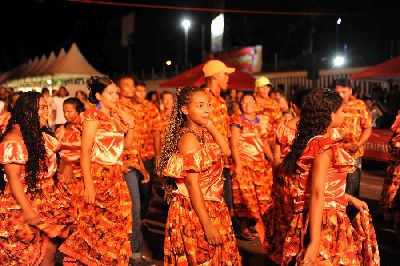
[254,76,282,143]
[203,59,235,210]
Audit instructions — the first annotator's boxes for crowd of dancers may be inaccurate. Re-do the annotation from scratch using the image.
[1,58,400,265]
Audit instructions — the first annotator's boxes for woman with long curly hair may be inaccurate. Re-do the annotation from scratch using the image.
[0,92,76,265]
[59,76,136,265]
[157,86,241,265]
[280,88,379,265]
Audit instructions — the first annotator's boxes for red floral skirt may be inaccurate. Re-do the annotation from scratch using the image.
[231,160,272,219]
[378,162,400,221]
[0,176,76,265]
[164,195,242,265]
[59,163,132,266]
[256,172,293,264]
[282,209,380,265]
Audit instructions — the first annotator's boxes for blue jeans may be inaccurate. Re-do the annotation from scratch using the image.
[345,157,362,198]
[223,168,233,211]
[124,167,143,256]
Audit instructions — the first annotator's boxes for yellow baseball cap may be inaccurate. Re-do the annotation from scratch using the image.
[255,76,272,88]
[203,60,235,77]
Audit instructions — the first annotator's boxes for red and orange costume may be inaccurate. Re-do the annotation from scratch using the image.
[337,95,372,158]
[230,114,272,219]
[378,112,400,221]
[55,117,83,196]
[163,130,241,265]
[59,109,132,266]
[0,129,76,265]
[117,100,142,173]
[131,100,161,161]
[258,122,296,264]
[205,88,231,166]
[281,136,380,265]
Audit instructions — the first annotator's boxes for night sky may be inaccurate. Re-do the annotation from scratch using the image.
[1,0,400,79]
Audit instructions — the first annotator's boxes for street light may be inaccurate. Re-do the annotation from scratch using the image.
[181,19,191,70]
[333,55,345,67]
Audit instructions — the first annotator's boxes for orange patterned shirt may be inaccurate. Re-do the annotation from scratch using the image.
[337,96,373,158]
[204,88,230,167]
[159,110,172,144]
[204,88,230,139]
[132,100,161,160]
[117,100,141,172]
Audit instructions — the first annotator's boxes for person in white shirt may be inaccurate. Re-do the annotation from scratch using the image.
[53,86,69,129]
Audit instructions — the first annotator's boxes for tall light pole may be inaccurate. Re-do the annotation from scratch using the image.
[181,19,191,70]
[336,18,341,53]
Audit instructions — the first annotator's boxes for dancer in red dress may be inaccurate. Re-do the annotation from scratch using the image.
[280,89,379,265]
[0,92,76,265]
[60,76,136,265]
[158,86,241,265]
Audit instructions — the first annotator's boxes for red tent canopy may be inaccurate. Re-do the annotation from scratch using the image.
[159,63,255,90]
[351,55,400,81]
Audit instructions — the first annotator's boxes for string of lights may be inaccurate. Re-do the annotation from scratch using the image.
[64,0,367,17]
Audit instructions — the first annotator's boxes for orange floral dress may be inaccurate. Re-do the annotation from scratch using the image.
[59,109,132,266]
[55,118,83,197]
[255,96,282,143]
[379,112,400,221]
[230,114,272,219]
[282,136,380,265]
[163,130,241,265]
[0,130,76,266]
[257,122,296,264]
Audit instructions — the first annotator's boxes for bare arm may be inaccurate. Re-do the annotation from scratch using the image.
[206,121,231,157]
[5,163,41,225]
[302,149,331,264]
[357,127,372,147]
[80,119,99,204]
[272,138,282,176]
[153,131,161,156]
[263,137,273,162]
[179,133,222,245]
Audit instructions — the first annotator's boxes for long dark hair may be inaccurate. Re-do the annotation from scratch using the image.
[0,92,51,195]
[282,88,343,175]
[156,86,205,202]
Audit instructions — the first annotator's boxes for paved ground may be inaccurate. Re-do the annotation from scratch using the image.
[142,160,400,265]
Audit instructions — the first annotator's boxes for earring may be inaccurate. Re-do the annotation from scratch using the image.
[97,103,102,110]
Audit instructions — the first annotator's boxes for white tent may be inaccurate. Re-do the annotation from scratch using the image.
[1,43,104,90]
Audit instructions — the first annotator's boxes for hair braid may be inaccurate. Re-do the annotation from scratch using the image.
[0,92,48,196]
[282,88,343,175]
[156,86,205,203]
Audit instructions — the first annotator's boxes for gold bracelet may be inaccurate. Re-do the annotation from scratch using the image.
[128,126,135,129]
